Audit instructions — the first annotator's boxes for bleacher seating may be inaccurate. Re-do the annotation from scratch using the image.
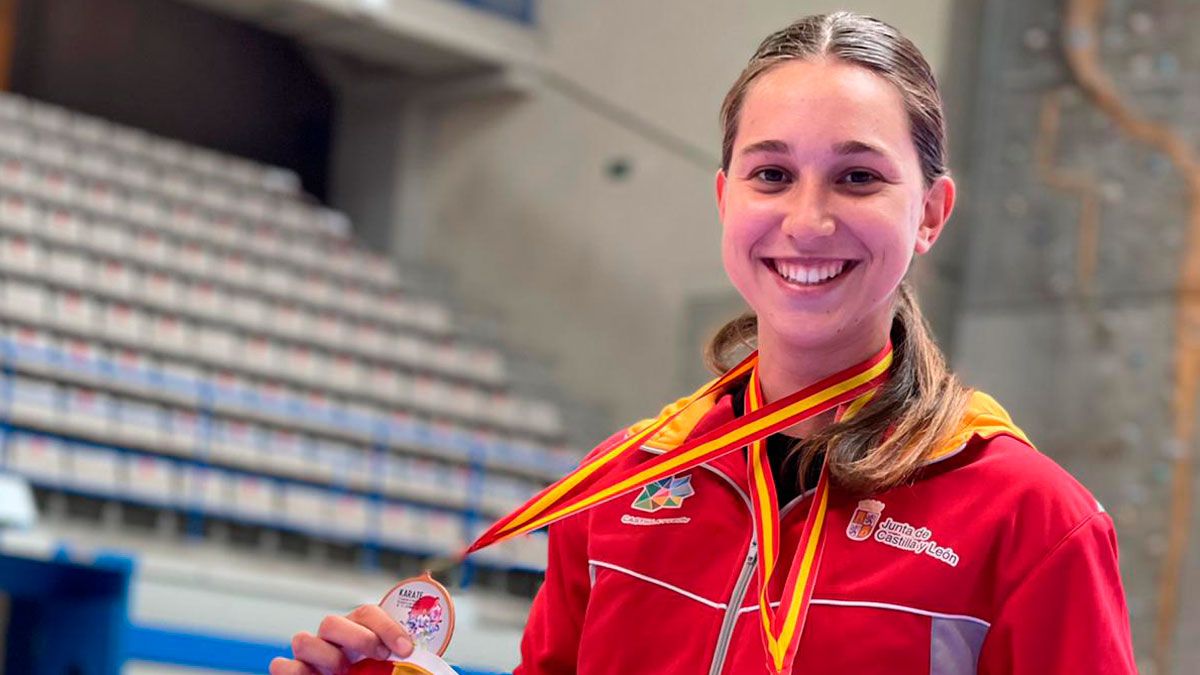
[0,92,571,584]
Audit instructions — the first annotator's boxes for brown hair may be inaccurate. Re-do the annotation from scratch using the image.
[707,12,971,495]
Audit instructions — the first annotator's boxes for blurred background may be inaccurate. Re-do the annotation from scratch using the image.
[0,0,1194,673]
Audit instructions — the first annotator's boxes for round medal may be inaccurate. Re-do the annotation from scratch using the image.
[378,572,456,657]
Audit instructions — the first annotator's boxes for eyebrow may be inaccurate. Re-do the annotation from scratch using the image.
[738,139,790,157]
[738,139,890,158]
[831,139,888,157]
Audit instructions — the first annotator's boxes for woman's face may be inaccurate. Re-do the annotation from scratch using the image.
[717,57,953,355]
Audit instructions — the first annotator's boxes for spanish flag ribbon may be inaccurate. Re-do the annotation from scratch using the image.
[745,367,878,675]
[465,350,758,551]
[466,343,892,581]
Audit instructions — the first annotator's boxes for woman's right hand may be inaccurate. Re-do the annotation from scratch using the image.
[269,604,415,675]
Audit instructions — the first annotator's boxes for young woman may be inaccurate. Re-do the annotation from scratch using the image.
[272,12,1137,675]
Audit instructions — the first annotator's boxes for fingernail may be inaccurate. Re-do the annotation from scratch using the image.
[395,636,413,656]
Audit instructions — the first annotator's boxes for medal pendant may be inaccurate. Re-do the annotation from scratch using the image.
[348,572,458,675]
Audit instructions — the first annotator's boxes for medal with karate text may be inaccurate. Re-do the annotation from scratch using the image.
[466,342,892,675]
[348,573,457,675]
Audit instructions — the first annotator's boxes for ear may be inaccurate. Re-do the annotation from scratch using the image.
[914,175,955,255]
[715,168,728,222]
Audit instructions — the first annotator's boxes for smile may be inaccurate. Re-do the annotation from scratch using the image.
[766,258,857,287]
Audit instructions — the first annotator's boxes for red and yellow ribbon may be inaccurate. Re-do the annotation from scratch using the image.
[466,343,893,673]
[745,368,877,674]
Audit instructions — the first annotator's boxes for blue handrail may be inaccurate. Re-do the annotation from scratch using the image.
[456,0,535,25]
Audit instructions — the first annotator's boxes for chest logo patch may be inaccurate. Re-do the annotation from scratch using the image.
[631,474,695,513]
[846,499,886,541]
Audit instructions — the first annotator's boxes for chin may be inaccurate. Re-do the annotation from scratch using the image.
[758,310,858,350]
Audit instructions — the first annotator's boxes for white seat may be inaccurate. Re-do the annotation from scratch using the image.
[0,233,43,272]
[237,334,277,372]
[0,195,38,232]
[209,417,264,469]
[70,115,110,145]
[266,428,317,479]
[62,385,114,436]
[186,281,228,318]
[146,312,193,352]
[8,433,67,483]
[122,454,178,505]
[280,482,330,532]
[114,396,165,446]
[182,465,232,514]
[66,443,122,495]
[100,301,146,342]
[2,157,34,190]
[35,166,80,203]
[54,289,98,330]
[47,247,89,284]
[262,167,300,194]
[82,180,121,214]
[329,493,370,538]
[132,228,171,265]
[195,324,236,361]
[230,473,278,522]
[176,241,212,275]
[95,258,136,297]
[7,376,60,426]
[0,280,46,323]
[125,196,163,228]
[31,137,72,166]
[28,102,71,133]
[0,93,31,121]
[163,407,202,457]
[41,207,83,243]
[139,270,184,307]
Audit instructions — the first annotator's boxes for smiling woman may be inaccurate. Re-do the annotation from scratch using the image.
[273,12,1138,675]
[712,50,963,493]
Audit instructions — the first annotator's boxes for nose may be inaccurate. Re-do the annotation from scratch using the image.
[779,174,835,240]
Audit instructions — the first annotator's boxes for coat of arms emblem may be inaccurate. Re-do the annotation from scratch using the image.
[846,499,886,541]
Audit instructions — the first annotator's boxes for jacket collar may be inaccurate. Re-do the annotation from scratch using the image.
[628,379,1031,493]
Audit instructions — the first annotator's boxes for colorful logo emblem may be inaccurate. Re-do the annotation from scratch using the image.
[631,474,695,513]
[405,594,445,647]
[379,573,455,657]
[846,499,886,541]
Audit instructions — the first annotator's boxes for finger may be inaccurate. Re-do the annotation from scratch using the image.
[291,631,352,675]
[318,614,391,660]
[347,604,414,657]
[269,657,319,675]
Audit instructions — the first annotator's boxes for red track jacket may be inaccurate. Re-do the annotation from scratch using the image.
[512,386,1137,674]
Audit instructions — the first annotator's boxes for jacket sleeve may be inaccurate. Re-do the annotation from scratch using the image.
[511,512,591,675]
[977,511,1138,674]
[513,430,629,675]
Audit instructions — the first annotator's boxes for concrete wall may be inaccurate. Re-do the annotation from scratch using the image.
[414,0,954,432]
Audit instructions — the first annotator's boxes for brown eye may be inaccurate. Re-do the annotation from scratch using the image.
[839,170,880,186]
[754,168,789,184]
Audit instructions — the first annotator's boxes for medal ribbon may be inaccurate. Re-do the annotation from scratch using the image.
[466,342,892,563]
[745,368,878,675]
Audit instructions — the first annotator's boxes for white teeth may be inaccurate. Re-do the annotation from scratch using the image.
[772,259,848,285]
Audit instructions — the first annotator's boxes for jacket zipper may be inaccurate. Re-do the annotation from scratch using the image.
[708,538,758,675]
[704,479,816,674]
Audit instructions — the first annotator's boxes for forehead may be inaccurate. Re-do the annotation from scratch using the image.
[735,58,914,157]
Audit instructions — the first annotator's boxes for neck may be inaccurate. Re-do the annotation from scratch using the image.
[754,321,890,438]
